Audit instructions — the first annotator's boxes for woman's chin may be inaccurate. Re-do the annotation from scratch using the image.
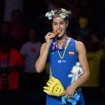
[57,33,63,38]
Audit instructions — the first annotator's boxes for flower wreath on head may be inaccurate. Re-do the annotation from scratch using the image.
[45,8,72,20]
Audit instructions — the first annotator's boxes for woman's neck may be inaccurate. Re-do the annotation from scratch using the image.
[57,34,67,43]
[57,34,68,49]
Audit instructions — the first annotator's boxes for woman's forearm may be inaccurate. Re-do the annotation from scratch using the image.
[35,45,50,73]
[72,70,90,89]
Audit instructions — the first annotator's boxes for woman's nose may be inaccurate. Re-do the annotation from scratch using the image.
[57,24,61,29]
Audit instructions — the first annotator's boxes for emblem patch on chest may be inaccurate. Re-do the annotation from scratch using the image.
[69,51,74,55]
[58,60,66,63]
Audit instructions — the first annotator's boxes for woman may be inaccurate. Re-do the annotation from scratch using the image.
[35,8,90,105]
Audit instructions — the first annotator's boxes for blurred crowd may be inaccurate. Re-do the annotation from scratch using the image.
[0,0,105,105]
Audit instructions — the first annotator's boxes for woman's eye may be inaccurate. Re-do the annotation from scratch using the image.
[60,22,64,25]
[54,23,57,25]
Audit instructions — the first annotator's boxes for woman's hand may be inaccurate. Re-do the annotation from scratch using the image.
[62,84,77,99]
[45,32,55,48]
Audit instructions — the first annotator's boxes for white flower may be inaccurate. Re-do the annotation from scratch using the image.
[59,13,66,18]
[45,8,71,20]
[45,11,54,20]
[45,13,53,20]
[48,13,52,16]
[48,16,52,20]
[45,12,49,17]
[50,10,55,15]
[61,8,66,12]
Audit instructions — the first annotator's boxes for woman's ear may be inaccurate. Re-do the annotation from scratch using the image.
[66,21,69,28]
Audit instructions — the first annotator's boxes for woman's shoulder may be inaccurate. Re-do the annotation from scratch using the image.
[75,40,86,53]
[75,40,84,46]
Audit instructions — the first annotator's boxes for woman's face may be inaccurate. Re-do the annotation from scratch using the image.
[52,17,68,38]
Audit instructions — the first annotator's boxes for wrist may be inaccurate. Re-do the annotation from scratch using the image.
[72,82,78,89]
[45,44,50,51]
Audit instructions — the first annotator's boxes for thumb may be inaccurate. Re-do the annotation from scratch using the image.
[65,94,68,99]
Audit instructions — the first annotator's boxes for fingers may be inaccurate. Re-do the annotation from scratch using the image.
[61,91,73,99]
[63,93,73,99]
[68,94,73,99]
[65,94,68,99]
[45,32,55,46]
[45,32,55,39]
